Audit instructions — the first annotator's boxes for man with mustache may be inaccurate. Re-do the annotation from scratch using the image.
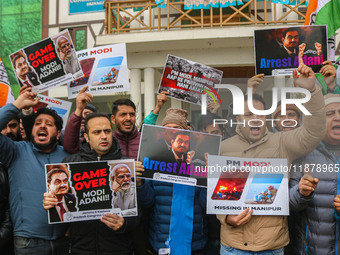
[218,57,326,255]
[56,35,81,75]
[44,112,140,254]
[289,94,340,254]
[170,131,191,164]
[63,95,141,160]
[281,28,301,56]
[1,115,21,141]
[12,54,40,87]
[110,164,137,216]
[0,114,23,254]
[0,91,69,254]
[46,164,76,223]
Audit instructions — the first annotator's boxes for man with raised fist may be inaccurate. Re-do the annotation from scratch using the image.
[290,93,340,255]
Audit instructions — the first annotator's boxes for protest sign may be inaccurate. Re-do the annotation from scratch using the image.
[33,95,72,129]
[67,44,129,99]
[158,55,223,105]
[137,125,221,187]
[207,156,289,216]
[10,30,83,93]
[46,159,137,224]
[254,25,327,76]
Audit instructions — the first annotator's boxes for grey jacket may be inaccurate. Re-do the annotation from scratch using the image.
[290,142,340,255]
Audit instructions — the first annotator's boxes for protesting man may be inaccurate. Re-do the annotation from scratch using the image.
[0,91,69,254]
[1,114,21,141]
[46,164,77,222]
[290,94,340,254]
[218,55,326,254]
[44,112,140,254]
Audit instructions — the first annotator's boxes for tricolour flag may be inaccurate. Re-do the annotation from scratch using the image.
[305,0,340,61]
[0,58,15,107]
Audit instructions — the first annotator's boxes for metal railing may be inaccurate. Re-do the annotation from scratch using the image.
[104,0,307,34]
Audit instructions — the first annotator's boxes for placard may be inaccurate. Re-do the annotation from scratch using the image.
[46,159,137,224]
[33,95,72,129]
[10,30,83,93]
[67,44,129,99]
[254,25,327,76]
[137,125,221,187]
[158,55,223,105]
[207,155,289,215]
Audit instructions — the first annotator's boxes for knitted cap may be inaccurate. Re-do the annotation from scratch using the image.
[273,104,301,119]
[324,94,340,107]
[162,108,188,129]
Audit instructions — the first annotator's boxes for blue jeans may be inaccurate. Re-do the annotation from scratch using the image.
[14,236,69,255]
[220,244,284,255]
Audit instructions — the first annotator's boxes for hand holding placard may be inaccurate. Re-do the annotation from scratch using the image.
[226,208,253,227]
[42,192,58,211]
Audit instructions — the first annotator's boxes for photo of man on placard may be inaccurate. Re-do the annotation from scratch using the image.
[46,164,77,222]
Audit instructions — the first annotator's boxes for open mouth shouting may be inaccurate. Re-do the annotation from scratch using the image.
[37,129,49,142]
[250,127,261,136]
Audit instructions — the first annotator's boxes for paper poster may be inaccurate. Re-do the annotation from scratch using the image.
[10,30,83,93]
[67,44,129,99]
[46,159,137,224]
[137,125,221,187]
[158,55,223,105]
[33,95,72,129]
[207,156,289,215]
[254,25,327,76]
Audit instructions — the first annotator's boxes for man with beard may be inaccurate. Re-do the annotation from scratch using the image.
[56,35,81,75]
[63,93,140,160]
[0,91,69,254]
[12,54,40,87]
[0,114,22,254]
[46,165,77,222]
[110,164,137,216]
[1,115,21,141]
[44,112,140,255]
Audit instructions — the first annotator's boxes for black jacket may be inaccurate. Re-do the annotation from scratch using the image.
[0,163,14,255]
[63,138,140,255]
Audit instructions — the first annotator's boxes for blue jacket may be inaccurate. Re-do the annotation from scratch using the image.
[0,104,69,240]
[290,142,340,255]
[137,180,207,252]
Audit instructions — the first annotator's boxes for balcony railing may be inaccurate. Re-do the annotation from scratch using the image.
[104,0,307,34]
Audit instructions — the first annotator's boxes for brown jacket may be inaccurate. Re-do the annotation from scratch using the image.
[217,87,326,251]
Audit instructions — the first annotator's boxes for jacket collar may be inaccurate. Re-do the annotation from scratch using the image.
[236,125,269,145]
[113,127,139,141]
[79,137,122,161]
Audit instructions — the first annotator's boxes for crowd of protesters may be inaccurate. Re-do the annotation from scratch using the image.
[1,55,340,255]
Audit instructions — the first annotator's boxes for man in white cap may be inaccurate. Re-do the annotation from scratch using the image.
[290,94,340,255]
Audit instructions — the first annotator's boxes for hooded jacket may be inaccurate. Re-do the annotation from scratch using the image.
[63,139,140,255]
[218,87,326,251]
